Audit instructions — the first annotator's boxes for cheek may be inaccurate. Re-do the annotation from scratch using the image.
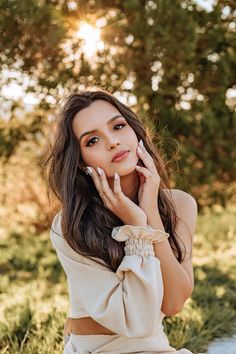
[80,148,102,167]
[128,128,138,146]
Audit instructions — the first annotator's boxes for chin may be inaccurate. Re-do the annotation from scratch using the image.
[115,164,136,177]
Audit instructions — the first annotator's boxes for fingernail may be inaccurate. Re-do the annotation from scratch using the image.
[97,167,103,176]
[86,166,93,175]
[139,139,144,147]
[114,172,119,180]
[137,146,143,154]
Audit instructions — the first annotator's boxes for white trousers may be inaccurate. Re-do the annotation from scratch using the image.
[63,332,193,354]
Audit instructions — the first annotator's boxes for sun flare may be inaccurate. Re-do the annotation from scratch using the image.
[77,22,101,57]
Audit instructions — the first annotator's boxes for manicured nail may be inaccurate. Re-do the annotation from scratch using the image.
[137,146,143,154]
[139,139,144,147]
[86,166,93,175]
[97,167,103,176]
[114,172,119,180]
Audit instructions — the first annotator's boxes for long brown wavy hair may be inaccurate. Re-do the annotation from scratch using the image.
[43,88,187,272]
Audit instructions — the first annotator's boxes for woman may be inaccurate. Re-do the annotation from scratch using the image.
[44,88,198,353]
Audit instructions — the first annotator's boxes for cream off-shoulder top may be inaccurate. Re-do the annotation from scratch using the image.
[50,210,171,339]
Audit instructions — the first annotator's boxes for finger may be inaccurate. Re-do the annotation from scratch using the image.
[86,166,109,198]
[96,167,114,201]
[136,146,155,171]
[136,170,145,184]
[86,166,104,194]
[138,140,158,172]
[138,140,154,161]
[113,172,122,196]
[135,165,152,178]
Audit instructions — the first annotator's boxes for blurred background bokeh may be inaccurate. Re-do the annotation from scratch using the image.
[0,1,235,353]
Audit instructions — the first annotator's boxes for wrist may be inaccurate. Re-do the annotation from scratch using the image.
[130,222,147,227]
[126,216,147,227]
[147,212,165,230]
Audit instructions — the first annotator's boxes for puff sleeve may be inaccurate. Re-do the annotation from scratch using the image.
[50,221,169,338]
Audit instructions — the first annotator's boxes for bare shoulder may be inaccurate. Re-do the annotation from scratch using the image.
[163,188,198,217]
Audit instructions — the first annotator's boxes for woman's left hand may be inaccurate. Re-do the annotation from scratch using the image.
[135,139,160,216]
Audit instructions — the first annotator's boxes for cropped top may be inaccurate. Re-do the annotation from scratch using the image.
[50,211,169,338]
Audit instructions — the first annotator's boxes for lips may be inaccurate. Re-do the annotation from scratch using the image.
[112,150,130,162]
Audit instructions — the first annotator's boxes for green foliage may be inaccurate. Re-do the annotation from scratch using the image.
[0,228,67,353]
[0,0,236,206]
[87,0,236,205]
[0,112,44,161]
[0,0,66,72]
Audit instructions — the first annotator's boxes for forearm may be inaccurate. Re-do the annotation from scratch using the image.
[148,212,193,316]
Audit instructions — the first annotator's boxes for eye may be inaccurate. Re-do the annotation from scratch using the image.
[85,123,126,146]
[86,137,98,147]
[114,123,126,130]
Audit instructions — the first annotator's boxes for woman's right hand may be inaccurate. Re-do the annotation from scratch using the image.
[86,166,147,227]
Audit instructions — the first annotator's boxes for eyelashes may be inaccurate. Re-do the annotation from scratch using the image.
[86,137,97,146]
[86,137,98,146]
[85,123,127,147]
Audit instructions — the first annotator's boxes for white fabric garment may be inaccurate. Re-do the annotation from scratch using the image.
[50,211,193,354]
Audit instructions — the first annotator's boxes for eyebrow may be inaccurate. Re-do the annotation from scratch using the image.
[79,114,124,143]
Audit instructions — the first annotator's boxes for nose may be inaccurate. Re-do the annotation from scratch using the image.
[107,139,120,150]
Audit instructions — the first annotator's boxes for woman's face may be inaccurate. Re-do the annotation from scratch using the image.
[72,99,139,178]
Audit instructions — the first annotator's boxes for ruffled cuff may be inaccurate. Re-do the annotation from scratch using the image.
[111,225,169,262]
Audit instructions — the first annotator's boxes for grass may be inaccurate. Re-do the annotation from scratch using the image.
[0,204,235,354]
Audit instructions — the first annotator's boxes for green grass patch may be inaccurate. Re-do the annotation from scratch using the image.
[0,204,235,353]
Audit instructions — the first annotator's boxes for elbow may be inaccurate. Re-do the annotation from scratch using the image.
[162,303,184,316]
[161,296,185,316]
[162,288,194,316]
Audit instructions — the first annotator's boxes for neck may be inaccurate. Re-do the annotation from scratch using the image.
[125,172,139,204]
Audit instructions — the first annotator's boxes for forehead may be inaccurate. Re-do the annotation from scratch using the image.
[73,99,120,131]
